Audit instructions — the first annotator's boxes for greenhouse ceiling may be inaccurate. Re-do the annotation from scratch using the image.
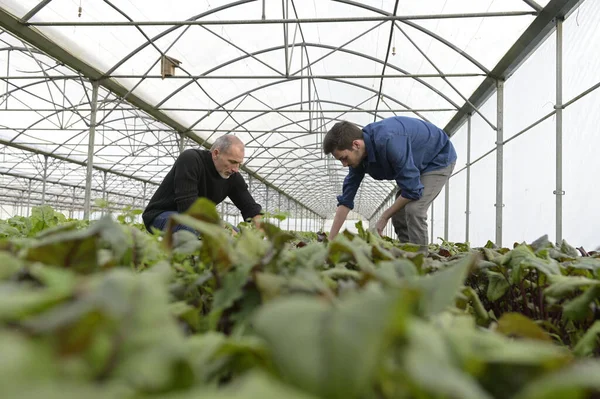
[0,0,584,219]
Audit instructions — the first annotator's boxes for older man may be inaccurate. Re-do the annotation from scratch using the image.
[142,134,263,234]
[323,116,456,247]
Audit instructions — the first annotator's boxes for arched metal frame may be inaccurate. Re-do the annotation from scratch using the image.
[0,0,589,241]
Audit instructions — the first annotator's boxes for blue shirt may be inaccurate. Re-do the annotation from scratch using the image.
[337,116,457,209]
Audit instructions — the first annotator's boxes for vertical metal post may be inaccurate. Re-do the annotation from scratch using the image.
[277,192,282,227]
[262,0,266,19]
[444,180,449,241]
[495,80,504,247]
[4,49,10,109]
[294,202,298,231]
[265,186,269,217]
[555,19,564,245]
[282,0,289,77]
[466,114,472,243]
[142,182,147,205]
[430,202,434,244]
[26,179,32,216]
[179,133,185,154]
[71,186,76,218]
[41,155,48,205]
[308,76,312,135]
[300,46,304,110]
[84,81,99,221]
[101,171,107,216]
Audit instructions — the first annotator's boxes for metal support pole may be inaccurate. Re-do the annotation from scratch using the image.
[300,46,304,110]
[495,80,504,247]
[142,182,147,205]
[282,0,289,77]
[84,81,99,221]
[262,0,266,20]
[430,202,434,244]
[555,18,564,244]
[179,133,185,153]
[265,186,269,216]
[4,49,9,109]
[278,192,282,227]
[41,155,48,205]
[26,179,31,216]
[102,171,107,216]
[294,202,298,231]
[71,186,76,219]
[466,114,472,243]
[444,179,449,241]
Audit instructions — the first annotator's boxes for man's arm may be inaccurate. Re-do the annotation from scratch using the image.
[329,165,365,239]
[375,195,412,235]
[228,175,263,222]
[329,205,351,240]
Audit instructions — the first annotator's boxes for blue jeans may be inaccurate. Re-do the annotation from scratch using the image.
[151,211,198,235]
[151,211,240,234]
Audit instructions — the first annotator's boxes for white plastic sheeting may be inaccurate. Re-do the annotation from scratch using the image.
[0,0,598,248]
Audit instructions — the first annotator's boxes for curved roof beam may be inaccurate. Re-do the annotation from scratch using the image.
[188,76,435,134]
[333,0,491,74]
[158,43,462,112]
[193,75,435,143]
[227,99,385,150]
[105,0,256,76]
[97,98,373,176]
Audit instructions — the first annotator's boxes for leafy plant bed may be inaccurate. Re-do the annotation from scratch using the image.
[0,201,599,399]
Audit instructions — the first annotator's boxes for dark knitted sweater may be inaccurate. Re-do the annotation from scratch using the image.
[142,149,262,232]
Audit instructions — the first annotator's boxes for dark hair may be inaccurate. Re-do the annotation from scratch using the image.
[322,121,363,155]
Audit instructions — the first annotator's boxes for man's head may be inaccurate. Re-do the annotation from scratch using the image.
[210,134,244,179]
[322,120,366,168]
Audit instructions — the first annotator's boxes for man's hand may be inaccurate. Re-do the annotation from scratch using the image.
[251,214,263,229]
[375,215,389,236]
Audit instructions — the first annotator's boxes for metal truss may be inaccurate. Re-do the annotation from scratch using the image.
[0,0,587,229]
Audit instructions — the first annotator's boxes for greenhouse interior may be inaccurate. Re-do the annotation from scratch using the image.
[0,0,598,249]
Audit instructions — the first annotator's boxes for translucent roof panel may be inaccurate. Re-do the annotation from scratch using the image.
[0,0,577,219]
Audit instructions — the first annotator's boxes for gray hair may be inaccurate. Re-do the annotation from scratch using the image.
[210,134,243,153]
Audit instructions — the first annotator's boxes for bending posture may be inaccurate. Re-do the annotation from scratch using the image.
[323,116,456,247]
[142,134,262,234]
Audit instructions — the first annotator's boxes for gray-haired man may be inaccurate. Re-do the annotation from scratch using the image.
[142,134,263,234]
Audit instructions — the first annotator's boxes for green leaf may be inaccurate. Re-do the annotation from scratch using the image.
[24,227,99,273]
[573,320,600,357]
[167,214,232,270]
[462,286,490,325]
[160,371,319,399]
[512,360,600,399]
[544,275,600,298]
[0,250,21,280]
[212,266,251,313]
[184,197,221,224]
[531,235,553,251]
[565,257,600,272]
[562,286,600,321]
[410,253,477,317]
[486,270,510,302]
[509,245,560,284]
[496,313,552,342]
[252,287,407,399]
[0,266,76,321]
[404,320,494,399]
[560,239,579,258]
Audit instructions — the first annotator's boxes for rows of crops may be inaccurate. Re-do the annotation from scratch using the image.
[1,201,599,399]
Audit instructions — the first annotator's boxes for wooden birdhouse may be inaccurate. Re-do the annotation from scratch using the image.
[161,55,181,79]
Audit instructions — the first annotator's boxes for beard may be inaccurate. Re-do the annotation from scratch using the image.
[218,171,231,179]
